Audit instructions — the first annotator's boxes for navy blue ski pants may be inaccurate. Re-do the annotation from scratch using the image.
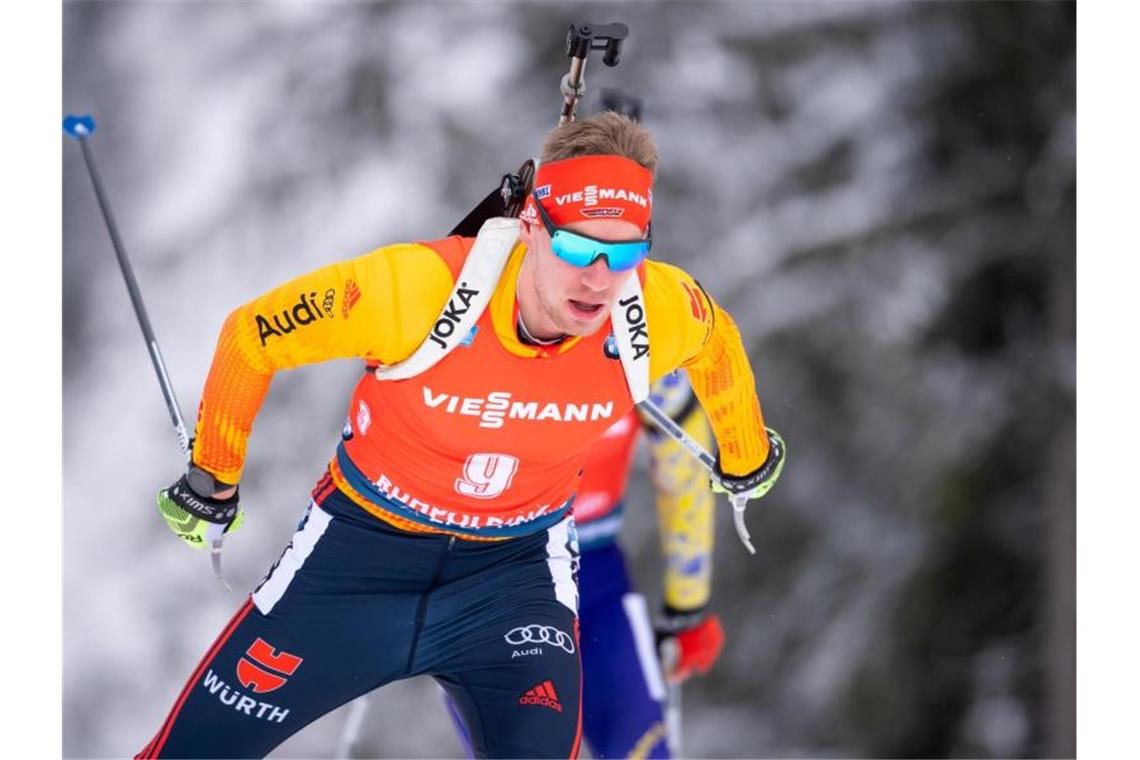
[448,541,669,758]
[136,479,583,758]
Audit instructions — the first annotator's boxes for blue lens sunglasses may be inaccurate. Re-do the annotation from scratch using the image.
[531,193,652,271]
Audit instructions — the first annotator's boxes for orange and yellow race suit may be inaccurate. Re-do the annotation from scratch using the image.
[190,234,771,540]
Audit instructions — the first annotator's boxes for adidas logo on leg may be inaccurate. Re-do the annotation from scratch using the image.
[518,680,563,712]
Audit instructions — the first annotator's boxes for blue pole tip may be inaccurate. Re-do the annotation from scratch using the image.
[63,114,96,139]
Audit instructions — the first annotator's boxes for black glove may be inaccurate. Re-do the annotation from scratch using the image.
[156,466,243,549]
[712,426,786,500]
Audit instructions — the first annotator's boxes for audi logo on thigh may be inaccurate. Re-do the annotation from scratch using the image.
[504,624,576,654]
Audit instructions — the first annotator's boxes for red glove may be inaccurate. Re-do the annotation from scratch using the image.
[656,609,725,683]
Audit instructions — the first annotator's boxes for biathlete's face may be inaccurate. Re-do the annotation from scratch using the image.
[519,213,644,337]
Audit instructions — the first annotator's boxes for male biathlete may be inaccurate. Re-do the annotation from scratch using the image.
[137,112,784,758]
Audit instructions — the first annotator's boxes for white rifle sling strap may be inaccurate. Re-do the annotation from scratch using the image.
[373,218,520,380]
[372,215,651,406]
[610,272,650,403]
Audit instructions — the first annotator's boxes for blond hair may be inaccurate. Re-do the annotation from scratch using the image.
[540,112,658,173]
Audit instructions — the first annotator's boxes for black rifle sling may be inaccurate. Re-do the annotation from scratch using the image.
[448,159,535,237]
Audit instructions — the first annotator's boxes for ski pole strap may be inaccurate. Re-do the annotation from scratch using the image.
[730,497,756,555]
[210,540,234,594]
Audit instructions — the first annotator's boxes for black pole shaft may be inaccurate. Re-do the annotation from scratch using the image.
[75,135,191,454]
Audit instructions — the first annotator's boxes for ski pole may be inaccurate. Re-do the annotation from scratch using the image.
[660,637,684,756]
[636,399,756,554]
[666,677,684,756]
[63,114,233,591]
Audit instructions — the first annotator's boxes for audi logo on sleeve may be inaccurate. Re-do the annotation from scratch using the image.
[504,624,576,655]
